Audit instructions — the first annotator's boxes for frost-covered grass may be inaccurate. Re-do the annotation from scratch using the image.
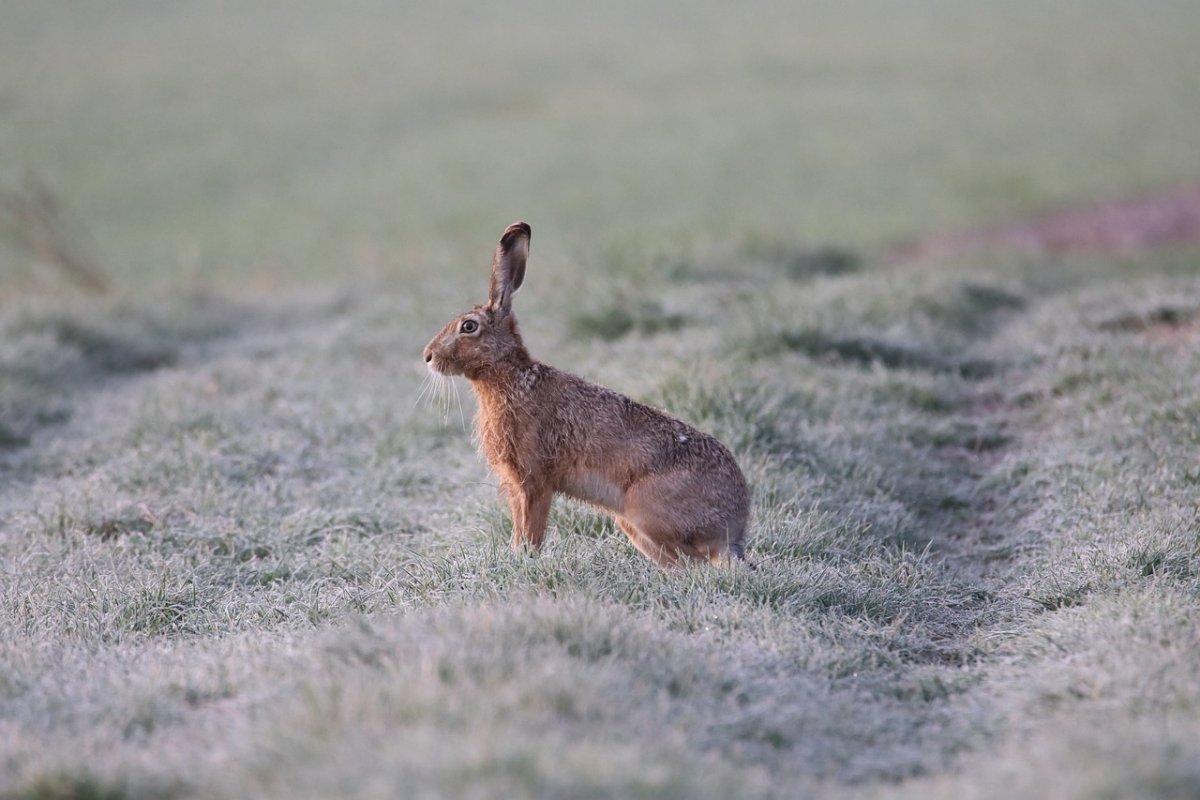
[4,245,1200,798]
[4,1,1200,797]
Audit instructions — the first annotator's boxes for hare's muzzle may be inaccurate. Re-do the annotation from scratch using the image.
[422,337,449,374]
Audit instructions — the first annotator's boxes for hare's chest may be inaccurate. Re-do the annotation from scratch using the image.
[476,406,537,479]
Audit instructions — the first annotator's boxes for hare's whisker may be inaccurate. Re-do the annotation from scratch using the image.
[452,378,468,431]
[428,372,444,411]
[437,373,451,420]
[417,372,439,410]
[413,373,432,408]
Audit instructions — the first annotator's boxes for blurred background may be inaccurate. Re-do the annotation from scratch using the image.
[3,0,1198,292]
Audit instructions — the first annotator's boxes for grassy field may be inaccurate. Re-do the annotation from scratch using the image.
[3,2,1200,798]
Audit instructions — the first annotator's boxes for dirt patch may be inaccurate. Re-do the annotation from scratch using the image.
[892,182,1200,263]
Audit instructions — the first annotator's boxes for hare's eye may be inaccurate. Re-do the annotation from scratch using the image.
[460,319,479,334]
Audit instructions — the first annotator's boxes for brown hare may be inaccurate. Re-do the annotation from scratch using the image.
[423,222,750,567]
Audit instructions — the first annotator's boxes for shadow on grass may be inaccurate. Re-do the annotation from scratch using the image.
[741,328,999,379]
[0,296,240,452]
[569,300,688,342]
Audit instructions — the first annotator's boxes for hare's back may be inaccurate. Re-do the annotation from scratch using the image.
[549,368,743,480]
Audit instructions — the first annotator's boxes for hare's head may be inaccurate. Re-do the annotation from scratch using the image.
[423,221,531,379]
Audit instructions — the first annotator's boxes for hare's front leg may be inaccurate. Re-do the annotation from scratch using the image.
[506,483,552,553]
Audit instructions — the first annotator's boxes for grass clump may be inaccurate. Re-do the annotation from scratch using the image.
[84,513,155,542]
[779,247,861,280]
[9,774,174,800]
[741,326,998,379]
[23,317,177,373]
[570,300,687,342]
[1096,304,1198,332]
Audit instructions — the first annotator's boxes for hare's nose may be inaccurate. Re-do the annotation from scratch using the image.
[423,348,433,363]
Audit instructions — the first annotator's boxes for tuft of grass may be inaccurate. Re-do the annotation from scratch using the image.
[741,327,998,379]
[779,247,861,280]
[0,296,239,449]
[48,318,177,372]
[1096,304,1198,332]
[13,776,135,800]
[84,514,155,542]
[569,300,687,342]
[0,420,30,449]
[915,282,1027,336]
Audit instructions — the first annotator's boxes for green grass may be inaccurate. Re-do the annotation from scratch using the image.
[2,2,1200,798]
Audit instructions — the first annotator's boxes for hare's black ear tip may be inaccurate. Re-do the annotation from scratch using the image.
[500,221,531,248]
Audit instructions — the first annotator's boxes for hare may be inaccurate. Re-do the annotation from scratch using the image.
[423,221,750,567]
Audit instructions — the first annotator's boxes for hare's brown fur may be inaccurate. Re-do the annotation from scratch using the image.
[423,222,749,567]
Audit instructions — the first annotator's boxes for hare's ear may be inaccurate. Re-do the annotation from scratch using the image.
[488,221,530,316]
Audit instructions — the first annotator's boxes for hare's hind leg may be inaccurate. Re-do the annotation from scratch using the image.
[694,540,743,566]
[615,517,680,567]
[616,515,714,568]
[622,471,745,567]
